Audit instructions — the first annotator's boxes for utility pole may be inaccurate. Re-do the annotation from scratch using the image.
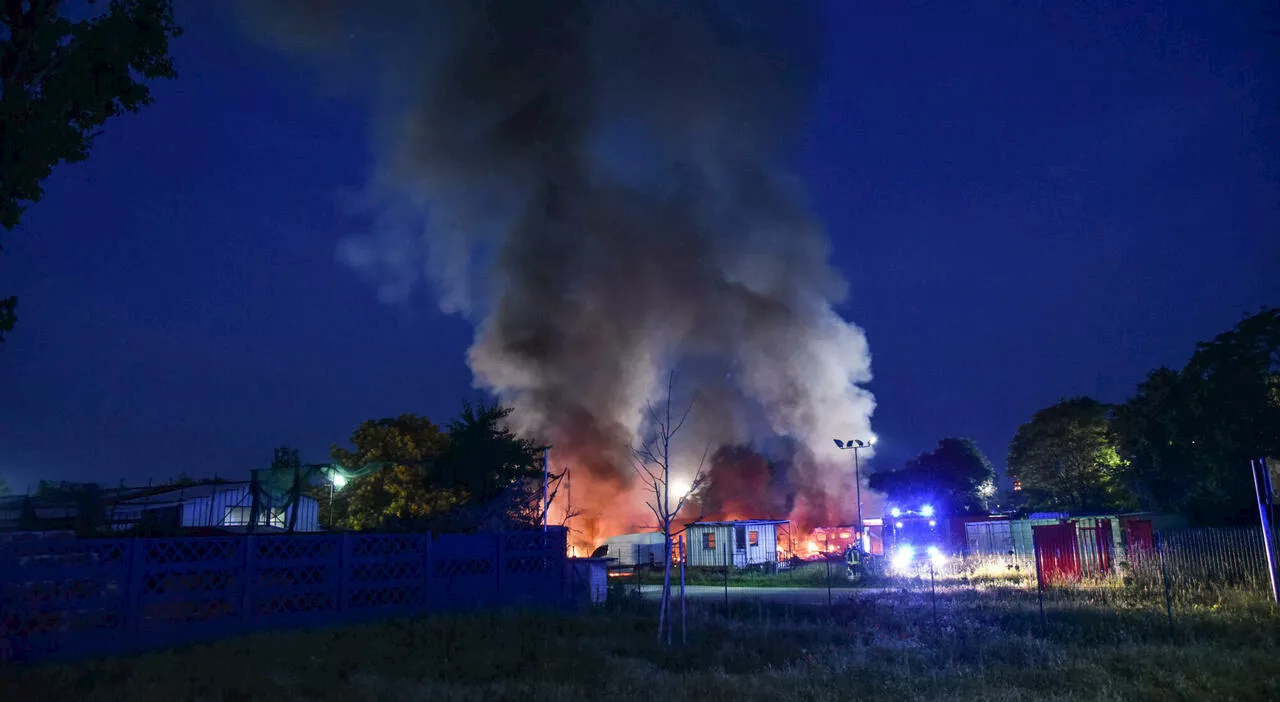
[543,447,551,532]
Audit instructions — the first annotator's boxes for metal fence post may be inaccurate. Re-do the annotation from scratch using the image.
[1032,529,1047,631]
[1157,532,1173,633]
[825,555,832,608]
[929,560,938,628]
[679,534,687,646]
[723,538,729,608]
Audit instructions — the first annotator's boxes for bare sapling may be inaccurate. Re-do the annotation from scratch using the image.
[633,371,707,645]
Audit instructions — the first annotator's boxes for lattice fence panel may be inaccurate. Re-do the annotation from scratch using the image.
[427,533,498,610]
[0,539,132,662]
[1,528,570,664]
[249,535,341,621]
[135,538,246,634]
[500,529,567,606]
[343,534,428,614]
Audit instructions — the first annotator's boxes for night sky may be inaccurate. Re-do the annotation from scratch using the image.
[1,1,1275,493]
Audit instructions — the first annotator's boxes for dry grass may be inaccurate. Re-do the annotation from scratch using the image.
[2,582,1277,702]
[630,560,858,588]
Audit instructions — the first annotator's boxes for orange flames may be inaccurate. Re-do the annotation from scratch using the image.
[775,525,860,560]
[547,441,880,559]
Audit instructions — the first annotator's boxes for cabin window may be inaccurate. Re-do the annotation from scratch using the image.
[735,525,746,547]
[224,506,285,528]
[703,532,716,550]
[748,530,760,547]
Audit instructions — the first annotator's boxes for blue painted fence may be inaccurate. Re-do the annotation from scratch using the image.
[0,528,568,664]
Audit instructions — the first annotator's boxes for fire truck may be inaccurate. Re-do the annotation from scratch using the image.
[881,502,949,575]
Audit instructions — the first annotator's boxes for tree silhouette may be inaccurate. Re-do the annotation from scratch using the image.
[1,0,181,340]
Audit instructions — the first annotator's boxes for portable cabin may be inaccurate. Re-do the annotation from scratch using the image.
[601,532,668,567]
[685,520,787,569]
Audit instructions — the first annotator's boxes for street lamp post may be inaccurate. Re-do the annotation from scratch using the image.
[834,436,876,550]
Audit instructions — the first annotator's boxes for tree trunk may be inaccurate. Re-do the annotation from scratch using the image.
[662,532,673,645]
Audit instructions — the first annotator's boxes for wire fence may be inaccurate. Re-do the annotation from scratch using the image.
[619,524,1280,632]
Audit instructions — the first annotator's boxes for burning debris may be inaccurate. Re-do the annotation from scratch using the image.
[240,0,875,551]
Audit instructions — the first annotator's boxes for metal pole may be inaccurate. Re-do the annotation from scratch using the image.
[1157,532,1173,633]
[680,534,687,646]
[206,474,217,527]
[287,463,300,533]
[247,469,260,535]
[543,448,551,531]
[853,446,864,542]
[1033,530,1047,630]
[1251,458,1279,604]
[930,561,938,628]
[723,534,729,608]
[826,555,832,607]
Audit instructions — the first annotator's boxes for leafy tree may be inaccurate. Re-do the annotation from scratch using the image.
[329,414,454,530]
[1007,398,1137,513]
[0,475,10,496]
[1,0,181,340]
[868,437,996,515]
[1114,308,1279,523]
[433,402,547,531]
[330,404,551,532]
[1111,368,1194,513]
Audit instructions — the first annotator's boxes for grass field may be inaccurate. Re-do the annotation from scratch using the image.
[629,560,858,588]
[2,580,1276,701]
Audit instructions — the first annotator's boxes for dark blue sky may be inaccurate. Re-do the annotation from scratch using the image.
[1,1,1275,492]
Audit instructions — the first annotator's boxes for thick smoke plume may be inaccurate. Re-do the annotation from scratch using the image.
[240,0,875,547]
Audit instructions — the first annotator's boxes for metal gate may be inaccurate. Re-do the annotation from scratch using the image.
[1033,523,1080,584]
[1077,519,1114,576]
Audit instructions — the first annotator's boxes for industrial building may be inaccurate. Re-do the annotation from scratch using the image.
[109,482,321,533]
[685,519,788,569]
[0,480,322,534]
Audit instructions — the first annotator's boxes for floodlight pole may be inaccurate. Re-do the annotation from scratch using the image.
[852,444,864,540]
[834,438,874,551]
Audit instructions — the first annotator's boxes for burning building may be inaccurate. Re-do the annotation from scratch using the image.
[240,0,876,552]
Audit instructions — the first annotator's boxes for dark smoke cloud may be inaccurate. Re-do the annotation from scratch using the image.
[239,0,876,537]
